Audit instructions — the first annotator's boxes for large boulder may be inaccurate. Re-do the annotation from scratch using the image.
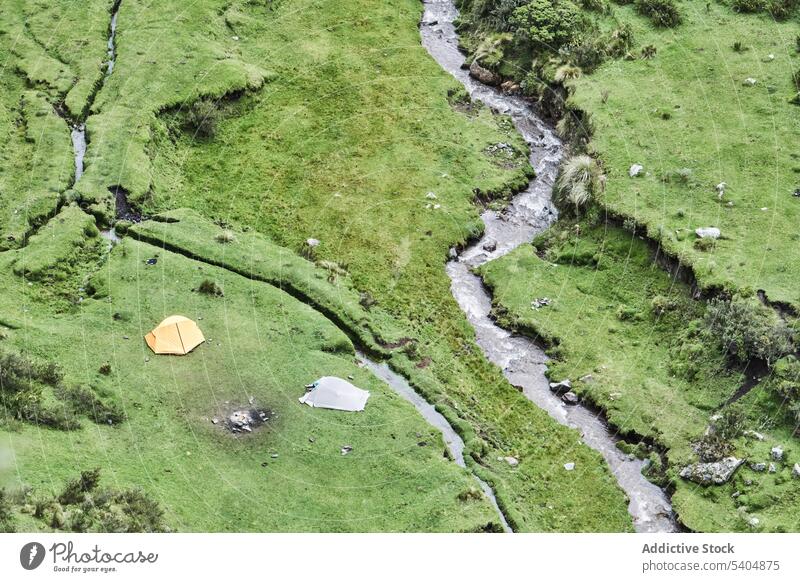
[679,457,744,485]
[469,61,501,86]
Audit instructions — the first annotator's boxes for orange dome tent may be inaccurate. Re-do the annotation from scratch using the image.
[145,315,205,355]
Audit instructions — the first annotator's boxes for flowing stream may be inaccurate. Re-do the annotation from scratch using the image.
[422,0,677,532]
[70,1,123,245]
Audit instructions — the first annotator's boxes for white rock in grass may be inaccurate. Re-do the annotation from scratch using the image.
[771,446,783,461]
[695,227,720,239]
[743,78,757,86]
[564,462,575,471]
[792,463,800,478]
[629,164,643,177]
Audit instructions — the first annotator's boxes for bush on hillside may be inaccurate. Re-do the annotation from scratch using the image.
[509,0,588,50]
[635,0,682,27]
[0,489,14,533]
[731,0,765,12]
[705,295,793,365]
[771,356,800,434]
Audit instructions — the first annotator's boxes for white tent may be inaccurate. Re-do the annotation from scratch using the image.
[299,377,370,412]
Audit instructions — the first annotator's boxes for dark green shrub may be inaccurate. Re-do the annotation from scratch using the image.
[635,0,682,27]
[705,296,793,365]
[58,468,101,506]
[731,0,765,11]
[197,279,224,297]
[509,0,589,50]
[0,489,14,533]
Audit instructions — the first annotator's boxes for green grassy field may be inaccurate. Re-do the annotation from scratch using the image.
[568,3,800,309]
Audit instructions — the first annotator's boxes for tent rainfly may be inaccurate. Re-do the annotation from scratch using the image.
[145,315,205,355]
[299,377,370,412]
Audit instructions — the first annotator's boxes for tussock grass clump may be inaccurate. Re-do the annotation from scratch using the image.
[554,64,582,82]
[215,230,236,244]
[554,155,602,213]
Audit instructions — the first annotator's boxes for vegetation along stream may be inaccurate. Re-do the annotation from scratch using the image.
[422,0,677,533]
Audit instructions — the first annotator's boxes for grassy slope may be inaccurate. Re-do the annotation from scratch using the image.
[0,237,499,532]
[453,1,800,531]
[570,3,800,308]
[0,0,114,245]
[143,0,633,531]
[480,223,800,532]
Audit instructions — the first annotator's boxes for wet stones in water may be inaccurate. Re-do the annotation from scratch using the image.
[223,408,270,434]
[561,391,579,405]
[482,238,497,252]
[468,61,501,86]
[548,379,572,395]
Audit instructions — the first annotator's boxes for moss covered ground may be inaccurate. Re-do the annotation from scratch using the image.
[1,0,634,531]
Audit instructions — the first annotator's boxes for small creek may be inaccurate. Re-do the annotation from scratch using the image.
[422,0,677,532]
[357,352,511,532]
[67,1,122,243]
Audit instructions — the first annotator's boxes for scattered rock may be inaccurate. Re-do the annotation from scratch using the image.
[715,182,727,199]
[564,462,575,471]
[695,227,720,239]
[502,456,519,467]
[426,192,437,199]
[270,453,279,459]
[579,374,594,384]
[531,297,551,309]
[341,445,353,456]
[771,446,783,461]
[679,457,744,485]
[561,392,579,405]
[469,61,501,86]
[549,379,572,395]
[629,164,643,177]
[748,516,760,527]
[211,417,219,425]
[743,77,757,86]
[482,238,497,252]
[792,463,800,478]
[744,430,764,441]
[768,463,777,474]
[306,238,320,248]
[309,436,315,443]
[448,247,458,260]
[749,462,766,472]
